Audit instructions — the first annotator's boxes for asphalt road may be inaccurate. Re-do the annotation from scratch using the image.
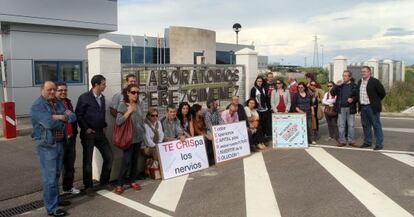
[1,116,413,217]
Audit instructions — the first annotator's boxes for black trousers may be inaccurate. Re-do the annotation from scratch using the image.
[62,136,77,191]
[81,131,113,189]
[258,110,272,138]
[118,142,141,185]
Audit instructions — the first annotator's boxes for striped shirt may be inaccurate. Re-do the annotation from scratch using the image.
[359,78,370,105]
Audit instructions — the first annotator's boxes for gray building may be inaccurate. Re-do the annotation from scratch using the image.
[0,0,117,116]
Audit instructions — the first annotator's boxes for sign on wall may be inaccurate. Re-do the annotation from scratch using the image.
[157,136,209,179]
[122,64,245,111]
[272,114,308,148]
[212,121,250,164]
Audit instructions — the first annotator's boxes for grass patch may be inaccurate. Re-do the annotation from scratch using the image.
[382,64,414,112]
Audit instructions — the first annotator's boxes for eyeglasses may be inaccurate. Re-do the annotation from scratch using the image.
[276,82,282,84]
[310,84,316,86]
[327,85,333,87]
[129,91,139,95]
[151,114,158,117]
[57,89,67,92]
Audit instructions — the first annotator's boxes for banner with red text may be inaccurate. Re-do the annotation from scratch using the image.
[157,136,209,179]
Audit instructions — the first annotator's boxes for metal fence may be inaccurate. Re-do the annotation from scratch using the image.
[121,64,245,115]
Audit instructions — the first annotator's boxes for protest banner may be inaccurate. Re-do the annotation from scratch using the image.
[212,121,250,164]
[157,136,209,179]
[272,113,308,148]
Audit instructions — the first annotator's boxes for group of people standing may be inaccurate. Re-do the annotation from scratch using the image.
[30,66,386,216]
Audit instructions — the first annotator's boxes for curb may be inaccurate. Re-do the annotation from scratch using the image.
[0,128,32,138]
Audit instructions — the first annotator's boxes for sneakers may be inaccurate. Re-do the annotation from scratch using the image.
[62,187,80,195]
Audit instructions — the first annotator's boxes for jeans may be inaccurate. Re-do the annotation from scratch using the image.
[360,105,384,146]
[36,143,64,214]
[62,136,76,191]
[118,142,141,185]
[338,107,355,144]
[81,130,113,188]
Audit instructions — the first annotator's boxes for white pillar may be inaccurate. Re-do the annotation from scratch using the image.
[86,38,123,181]
[333,56,347,82]
[383,59,394,88]
[235,48,258,101]
[366,58,379,79]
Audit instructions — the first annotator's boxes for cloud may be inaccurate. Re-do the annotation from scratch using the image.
[116,0,414,64]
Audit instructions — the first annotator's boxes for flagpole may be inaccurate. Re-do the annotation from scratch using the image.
[163,37,166,64]
[143,34,146,65]
[130,35,133,65]
[156,33,159,65]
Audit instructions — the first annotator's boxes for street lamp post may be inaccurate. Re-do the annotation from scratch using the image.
[229,50,234,65]
[232,23,242,52]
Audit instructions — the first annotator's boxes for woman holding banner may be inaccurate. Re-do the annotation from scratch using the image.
[270,79,291,113]
[114,84,145,195]
[291,82,313,144]
[244,98,266,150]
[250,76,272,141]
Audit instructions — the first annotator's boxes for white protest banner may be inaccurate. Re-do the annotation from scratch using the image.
[157,136,209,179]
[212,121,250,163]
[272,114,308,148]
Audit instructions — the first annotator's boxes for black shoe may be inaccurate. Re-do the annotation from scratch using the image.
[48,208,67,216]
[84,188,95,197]
[360,143,372,148]
[98,184,113,191]
[373,146,383,151]
[58,200,71,206]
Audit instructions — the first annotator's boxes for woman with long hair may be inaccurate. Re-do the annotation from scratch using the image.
[322,81,338,141]
[244,98,266,150]
[250,76,271,139]
[114,84,145,194]
[271,78,291,113]
[291,82,313,144]
[190,104,212,140]
[177,102,192,137]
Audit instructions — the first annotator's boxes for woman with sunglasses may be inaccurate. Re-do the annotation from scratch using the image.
[114,84,145,194]
[291,82,313,144]
[322,81,338,141]
[143,108,164,159]
[271,79,291,113]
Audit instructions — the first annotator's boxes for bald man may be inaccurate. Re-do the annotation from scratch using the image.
[30,81,76,216]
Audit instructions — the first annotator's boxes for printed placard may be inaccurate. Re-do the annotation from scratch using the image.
[157,136,209,179]
[272,114,308,148]
[212,121,251,163]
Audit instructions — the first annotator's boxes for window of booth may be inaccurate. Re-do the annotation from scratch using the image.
[34,61,83,85]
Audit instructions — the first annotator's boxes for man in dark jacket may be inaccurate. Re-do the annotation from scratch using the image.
[56,82,80,195]
[76,75,113,195]
[331,70,358,147]
[358,66,386,150]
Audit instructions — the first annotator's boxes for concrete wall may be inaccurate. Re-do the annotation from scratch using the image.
[0,0,117,32]
[0,23,97,116]
[169,26,216,64]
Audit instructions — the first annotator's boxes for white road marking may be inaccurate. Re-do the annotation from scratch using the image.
[243,152,281,217]
[356,127,414,134]
[383,153,414,168]
[312,144,414,155]
[97,190,172,217]
[149,174,188,212]
[306,147,413,217]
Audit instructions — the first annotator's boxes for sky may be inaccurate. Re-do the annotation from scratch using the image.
[116,0,414,66]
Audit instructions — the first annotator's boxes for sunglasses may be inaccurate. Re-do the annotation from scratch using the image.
[151,114,158,117]
[57,89,67,92]
[276,82,282,84]
[327,85,333,87]
[129,91,139,95]
[310,84,316,86]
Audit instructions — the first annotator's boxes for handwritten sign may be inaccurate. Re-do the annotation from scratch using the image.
[272,114,308,148]
[212,121,250,163]
[157,136,209,179]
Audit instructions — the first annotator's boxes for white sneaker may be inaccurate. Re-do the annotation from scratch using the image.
[312,141,317,145]
[63,187,81,195]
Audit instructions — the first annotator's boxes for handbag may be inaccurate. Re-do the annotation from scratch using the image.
[317,105,324,120]
[112,117,133,150]
[145,158,161,180]
[325,106,338,117]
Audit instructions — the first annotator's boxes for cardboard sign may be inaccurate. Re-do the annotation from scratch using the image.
[272,114,308,148]
[157,136,209,179]
[212,121,251,163]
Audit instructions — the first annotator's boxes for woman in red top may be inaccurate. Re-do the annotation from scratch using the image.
[270,79,291,113]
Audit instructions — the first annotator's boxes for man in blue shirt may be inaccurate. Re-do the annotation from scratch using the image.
[30,81,76,216]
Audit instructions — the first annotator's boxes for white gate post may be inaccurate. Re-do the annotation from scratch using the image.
[235,48,258,101]
[86,38,123,181]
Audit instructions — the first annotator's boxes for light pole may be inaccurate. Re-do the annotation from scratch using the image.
[233,23,242,51]
[229,50,234,64]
